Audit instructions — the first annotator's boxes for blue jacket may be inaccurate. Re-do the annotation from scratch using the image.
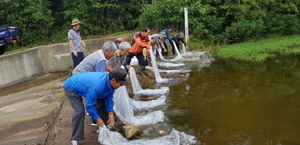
[160,29,172,42]
[64,72,114,120]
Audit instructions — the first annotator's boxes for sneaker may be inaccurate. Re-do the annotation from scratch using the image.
[91,121,97,126]
[70,140,79,145]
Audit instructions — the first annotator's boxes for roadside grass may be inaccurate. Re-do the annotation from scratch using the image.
[214,35,300,62]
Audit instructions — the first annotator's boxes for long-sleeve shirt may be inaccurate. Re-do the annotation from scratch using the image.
[72,50,107,75]
[171,35,186,46]
[64,72,114,120]
[129,32,150,54]
[160,29,171,42]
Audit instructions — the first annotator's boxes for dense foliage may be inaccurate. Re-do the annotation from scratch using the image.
[139,0,300,44]
[1,0,300,46]
[0,0,143,45]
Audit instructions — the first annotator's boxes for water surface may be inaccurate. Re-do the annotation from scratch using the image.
[167,55,300,145]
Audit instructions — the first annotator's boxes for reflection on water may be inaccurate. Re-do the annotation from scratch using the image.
[167,55,300,145]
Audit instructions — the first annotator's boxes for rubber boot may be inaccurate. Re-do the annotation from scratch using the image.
[139,65,146,76]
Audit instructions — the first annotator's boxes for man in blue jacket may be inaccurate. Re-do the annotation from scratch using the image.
[64,68,129,145]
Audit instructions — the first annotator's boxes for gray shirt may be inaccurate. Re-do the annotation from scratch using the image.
[72,50,107,75]
[68,29,83,53]
[107,49,126,69]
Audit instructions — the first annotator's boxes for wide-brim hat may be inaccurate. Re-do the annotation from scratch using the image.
[70,19,83,26]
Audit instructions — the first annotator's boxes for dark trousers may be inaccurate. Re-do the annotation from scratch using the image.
[125,52,148,66]
[71,52,84,68]
[95,99,108,125]
[162,41,169,56]
[171,42,180,55]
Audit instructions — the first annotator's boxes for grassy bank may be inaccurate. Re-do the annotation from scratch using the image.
[212,35,300,62]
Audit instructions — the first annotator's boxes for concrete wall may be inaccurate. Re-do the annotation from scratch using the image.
[0,37,117,89]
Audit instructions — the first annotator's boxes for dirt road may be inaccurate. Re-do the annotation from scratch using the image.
[0,72,100,145]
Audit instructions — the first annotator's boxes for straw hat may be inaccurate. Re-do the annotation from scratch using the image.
[70,19,83,26]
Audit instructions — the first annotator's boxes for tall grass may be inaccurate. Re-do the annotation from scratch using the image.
[214,35,300,62]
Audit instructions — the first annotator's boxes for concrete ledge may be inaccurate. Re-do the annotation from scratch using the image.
[0,48,45,89]
[0,37,117,89]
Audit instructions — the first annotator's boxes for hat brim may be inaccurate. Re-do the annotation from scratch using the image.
[118,80,130,86]
[70,22,82,26]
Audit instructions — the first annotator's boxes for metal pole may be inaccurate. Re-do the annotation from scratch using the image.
[184,7,189,43]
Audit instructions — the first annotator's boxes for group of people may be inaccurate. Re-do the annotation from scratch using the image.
[65,19,188,145]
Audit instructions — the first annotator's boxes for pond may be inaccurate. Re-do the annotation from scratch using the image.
[166,55,300,145]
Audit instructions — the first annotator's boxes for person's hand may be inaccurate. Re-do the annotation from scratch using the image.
[82,41,86,47]
[186,46,189,49]
[73,51,78,57]
[126,65,131,69]
[96,118,105,127]
[107,115,115,127]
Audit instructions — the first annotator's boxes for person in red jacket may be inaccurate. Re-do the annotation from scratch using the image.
[125,28,151,76]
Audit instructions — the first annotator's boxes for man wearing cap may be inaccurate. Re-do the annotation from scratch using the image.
[113,37,124,49]
[64,68,129,145]
[68,19,86,68]
[171,32,188,55]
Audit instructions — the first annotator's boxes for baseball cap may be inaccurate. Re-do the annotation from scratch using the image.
[110,68,129,86]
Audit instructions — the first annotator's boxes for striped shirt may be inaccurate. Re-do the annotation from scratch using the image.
[68,29,83,53]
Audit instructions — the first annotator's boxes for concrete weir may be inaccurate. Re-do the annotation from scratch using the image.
[0,38,114,89]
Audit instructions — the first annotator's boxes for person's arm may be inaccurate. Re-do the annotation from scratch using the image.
[166,31,172,41]
[86,88,104,126]
[81,40,86,47]
[123,62,131,69]
[107,64,113,72]
[95,60,108,72]
[69,39,77,57]
[180,38,186,46]
[135,35,150,48]
[104,94,115,126]
[106,57,114,72]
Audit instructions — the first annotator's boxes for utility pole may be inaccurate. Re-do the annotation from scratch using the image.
[184,7,189,43]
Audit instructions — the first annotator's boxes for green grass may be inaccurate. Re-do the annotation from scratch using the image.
[214,35,300,62]
[111,30,137,36]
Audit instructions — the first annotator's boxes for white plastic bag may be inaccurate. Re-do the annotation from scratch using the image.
[113,86,164,125]
[129,67,169,95]
[98,126,198,145]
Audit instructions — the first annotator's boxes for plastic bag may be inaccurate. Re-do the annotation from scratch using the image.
[129,67,169,95]
[146,66,191,74]
[149,47,176,83]
[157,50,182,62]
[98,126,198,145]
[113,86,164,125]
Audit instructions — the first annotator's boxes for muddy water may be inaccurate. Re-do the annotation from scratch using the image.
[167,55,300,145]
